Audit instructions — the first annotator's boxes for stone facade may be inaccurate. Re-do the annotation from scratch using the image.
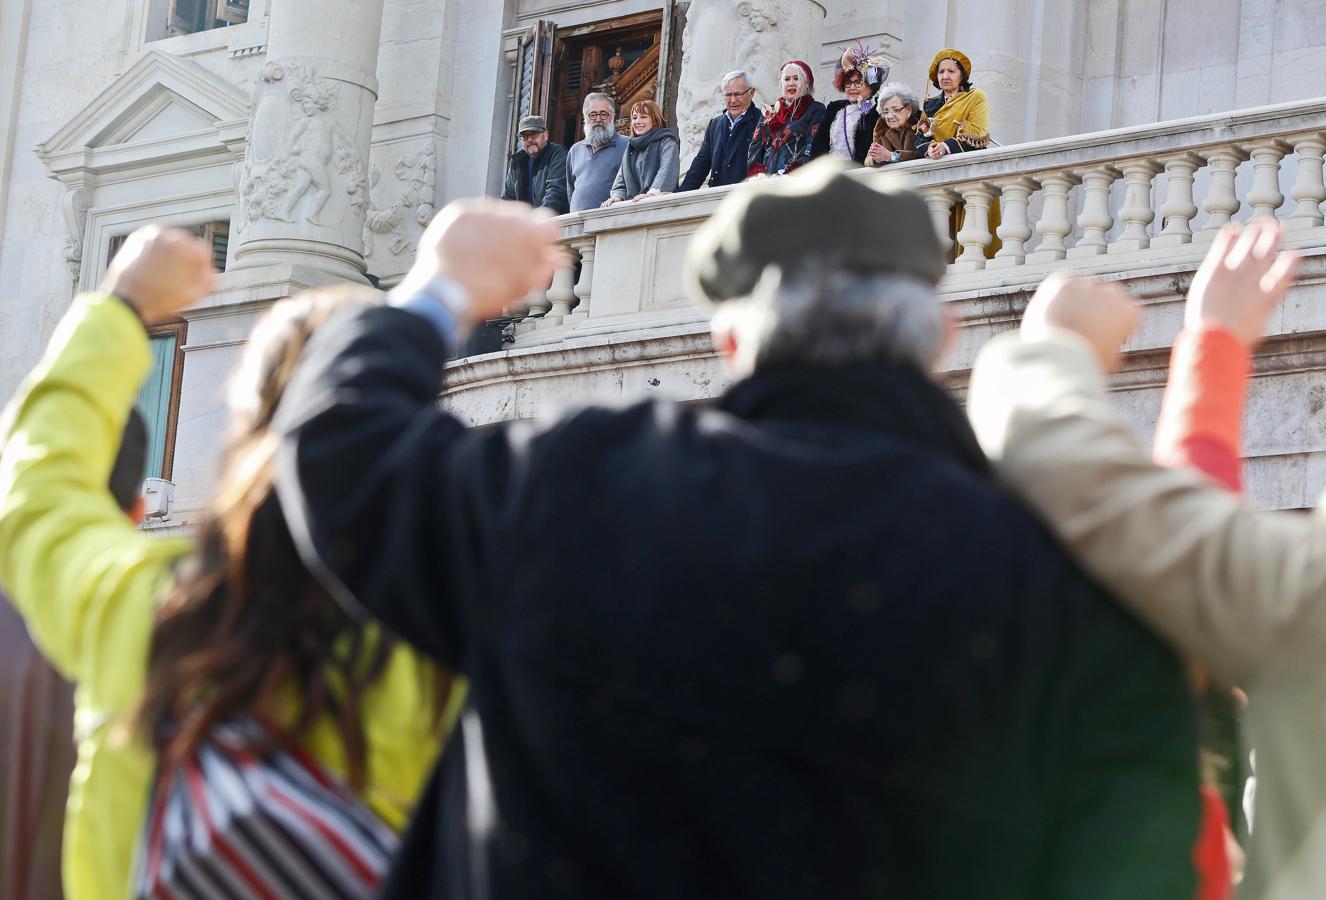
[4,0,1326,527]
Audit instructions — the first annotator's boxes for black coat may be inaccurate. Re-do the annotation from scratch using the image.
[810,99,881,165]
[501,143,569,214]
[275,306,1200,900]
[678,106,761,191]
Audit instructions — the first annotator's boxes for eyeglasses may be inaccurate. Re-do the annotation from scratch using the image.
[722,88,754,99]
[881,106,909,115]
[585,111,613,121]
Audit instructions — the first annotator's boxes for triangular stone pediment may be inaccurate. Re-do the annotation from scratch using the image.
[37,48,250,175]
[91,84,218,147]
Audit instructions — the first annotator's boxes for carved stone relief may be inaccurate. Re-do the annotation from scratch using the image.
[364,143,437,258]
[235,62,367,231]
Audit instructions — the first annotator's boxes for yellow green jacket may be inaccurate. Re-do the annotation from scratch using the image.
[0,293,450,900]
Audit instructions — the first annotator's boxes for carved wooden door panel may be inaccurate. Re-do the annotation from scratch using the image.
[543,12,665,148]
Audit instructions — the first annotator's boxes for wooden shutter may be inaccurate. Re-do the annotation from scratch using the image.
[137,323,187,481]
[201,221,229,271]
[530,20,557,122]
[511,20,557,149]
[656,0,683,117]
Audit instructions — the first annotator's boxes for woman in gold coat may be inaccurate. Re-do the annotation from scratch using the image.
[915,48,998,258]
[915,48,991,159]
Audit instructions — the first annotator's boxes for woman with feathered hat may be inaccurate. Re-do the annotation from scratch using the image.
[747,59,826,178]
[810,44,888,165]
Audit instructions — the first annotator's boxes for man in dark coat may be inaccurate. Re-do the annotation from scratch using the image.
[677,70,761,191]
[274,161,1200,899]
[500,115,569,214]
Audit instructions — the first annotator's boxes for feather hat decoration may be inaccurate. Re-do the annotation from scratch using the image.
[839,41,891,91]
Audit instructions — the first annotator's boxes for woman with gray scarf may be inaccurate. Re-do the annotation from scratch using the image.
[602,100,680,206]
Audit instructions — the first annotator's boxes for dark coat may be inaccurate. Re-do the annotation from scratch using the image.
[501,143,569,214]
[275,305,1200,900]
[678,106,761,191]
[809,99,881,165]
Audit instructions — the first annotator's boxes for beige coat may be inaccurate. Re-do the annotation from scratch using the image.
[968,329,1326,900]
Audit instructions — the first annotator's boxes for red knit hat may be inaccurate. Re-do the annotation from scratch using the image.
[781,59,814,90]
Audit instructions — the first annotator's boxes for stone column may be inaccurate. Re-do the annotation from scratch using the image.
[230,0,385,281]
[674,0,827,164]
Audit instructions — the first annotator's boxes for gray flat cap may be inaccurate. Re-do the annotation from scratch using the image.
[685,158,946,305]
[517,115,548,134]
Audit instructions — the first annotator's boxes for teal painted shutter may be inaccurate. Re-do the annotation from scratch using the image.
[136,333,177,480]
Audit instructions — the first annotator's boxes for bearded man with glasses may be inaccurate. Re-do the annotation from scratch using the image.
[566,93,630,212]
[678,70,761,191]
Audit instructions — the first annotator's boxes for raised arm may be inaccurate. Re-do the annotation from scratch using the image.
[968,224,1309,687]
[273,200,563,667]
[0,228,206,697]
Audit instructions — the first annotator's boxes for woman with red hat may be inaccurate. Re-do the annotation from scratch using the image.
[747,59,826,178]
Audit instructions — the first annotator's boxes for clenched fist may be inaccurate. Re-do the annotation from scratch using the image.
[1020,272,1141,373]
[102,226,215,323]
[400,199,566,325]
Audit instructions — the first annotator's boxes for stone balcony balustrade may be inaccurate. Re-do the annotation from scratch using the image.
[442,97,1326,511]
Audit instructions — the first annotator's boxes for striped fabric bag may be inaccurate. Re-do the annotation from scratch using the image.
[132,717,399,899]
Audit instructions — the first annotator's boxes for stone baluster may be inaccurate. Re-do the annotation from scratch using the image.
[566,237,596,327]
[1066,165,1120,259]
[1025,171,1079,264]
[1246,141,1287,220]
[1152,153,1201,248]
[1109,159,1162,253]
[540,247,580,328]
[1196,147,1247,241]
[989,177,1036,269]
[923,188,956,259]
[515,283,551,337]
[1287,134,1326,230]
[952,183,994,273]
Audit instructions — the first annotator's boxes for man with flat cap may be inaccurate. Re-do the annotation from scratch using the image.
[500,115,569,215]
[275,160,1200,899]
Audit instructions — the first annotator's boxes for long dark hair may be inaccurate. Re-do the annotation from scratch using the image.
[136,287,449,789]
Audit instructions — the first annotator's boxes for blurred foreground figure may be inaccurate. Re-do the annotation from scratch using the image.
[0,228,448,899]
[969,221,1313,900]
[275,160,1200,899]
[0,410,145,900]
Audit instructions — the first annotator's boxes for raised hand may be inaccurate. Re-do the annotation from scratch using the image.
[402,199,565,325]
[101,225,215,322]
[1187,221,1300,348]
[1020,271,1141,373]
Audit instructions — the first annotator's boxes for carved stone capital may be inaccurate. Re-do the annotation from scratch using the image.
[60,185,94,288]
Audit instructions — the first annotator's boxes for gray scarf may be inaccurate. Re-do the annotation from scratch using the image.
[622,128,677,198]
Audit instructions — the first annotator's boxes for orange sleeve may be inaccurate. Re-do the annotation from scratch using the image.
[1152,325,1249,494]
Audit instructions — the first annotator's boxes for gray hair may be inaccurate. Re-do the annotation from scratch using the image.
[711,268,945,373]
[876,82,919,113]
[720,69,750,90]
[582,92,616,117]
